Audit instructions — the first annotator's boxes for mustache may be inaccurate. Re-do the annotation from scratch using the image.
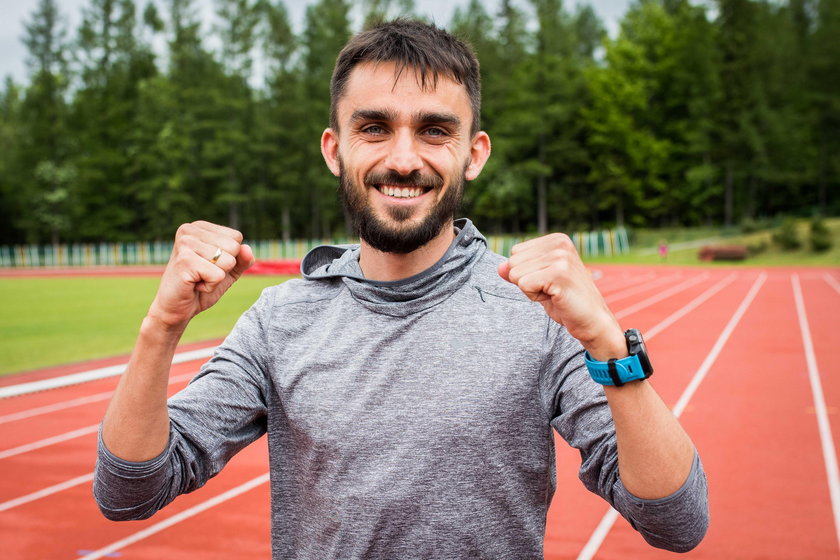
[364,170,443,190]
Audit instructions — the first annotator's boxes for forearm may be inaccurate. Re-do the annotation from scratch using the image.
[604,380,695,499]
[101,315,186,461]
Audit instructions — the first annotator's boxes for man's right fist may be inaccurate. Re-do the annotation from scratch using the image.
[147,221,255,330]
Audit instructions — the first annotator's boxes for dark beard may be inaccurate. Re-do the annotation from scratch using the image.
[338,162,465,254]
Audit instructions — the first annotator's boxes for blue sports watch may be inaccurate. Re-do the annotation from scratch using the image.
[584,329,653,386]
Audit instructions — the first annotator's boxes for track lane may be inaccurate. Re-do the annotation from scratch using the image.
[592,271,840,559]
[545,269,757,558]
[0,436,269,559]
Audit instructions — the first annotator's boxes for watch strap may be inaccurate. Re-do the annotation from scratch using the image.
[584,351,648,386]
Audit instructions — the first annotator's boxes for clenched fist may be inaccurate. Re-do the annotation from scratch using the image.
[147,221,255,331]
[498,233,625,361]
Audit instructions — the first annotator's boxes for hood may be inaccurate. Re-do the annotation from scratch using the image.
[301,218,487,316]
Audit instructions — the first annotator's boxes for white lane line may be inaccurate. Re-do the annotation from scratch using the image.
[0,424,99,460]
[644,274,738,340]
[0,472,94,512]
[597,272,656,295]
[825,273,840,295]
[0,371,196,425]
[793,274,840,550]
[0,346,216,399]
[577,272,766,560]
[614,273,710,320]
[605,274,682,304]
[77,473,270,560]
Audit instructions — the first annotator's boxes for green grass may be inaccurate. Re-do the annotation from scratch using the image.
[585,217,840,267]
[0,275,293,376]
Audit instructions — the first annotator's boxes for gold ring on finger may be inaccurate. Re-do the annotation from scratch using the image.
[209,247,223,264]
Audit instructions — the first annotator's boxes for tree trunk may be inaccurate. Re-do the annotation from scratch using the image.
[537,133,547,235]
[724,166,734,227]
[281,206,291,244]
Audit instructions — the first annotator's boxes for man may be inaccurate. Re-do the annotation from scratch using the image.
[95,19,708,558]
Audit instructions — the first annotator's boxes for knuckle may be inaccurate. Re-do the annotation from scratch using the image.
[176,223,192,237]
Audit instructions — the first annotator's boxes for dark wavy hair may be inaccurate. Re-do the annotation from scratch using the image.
[330,19,481,136]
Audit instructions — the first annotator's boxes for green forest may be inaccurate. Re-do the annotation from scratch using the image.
[0,0,837,245]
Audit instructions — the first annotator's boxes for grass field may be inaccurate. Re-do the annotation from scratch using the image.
[0,275,292,376]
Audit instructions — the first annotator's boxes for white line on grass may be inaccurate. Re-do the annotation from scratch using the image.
[793,274,840,551]
[0,371,196,425]
[0,472,94,512]
[0,346,216,399]
[576,272,766,560]
[0,424,99,460]
[825,273,840,296]
[614,273,710,320]
[77,473,271,560]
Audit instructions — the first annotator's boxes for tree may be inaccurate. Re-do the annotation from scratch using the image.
[17,0,72,243]
[300,0,351,238]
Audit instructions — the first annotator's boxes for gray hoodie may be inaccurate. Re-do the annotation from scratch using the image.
[95,219,708,558]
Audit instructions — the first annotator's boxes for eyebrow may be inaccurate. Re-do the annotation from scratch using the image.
[349,109,462,130]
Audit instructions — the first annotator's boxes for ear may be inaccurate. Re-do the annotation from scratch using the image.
[464,131,491,181]
[321,128,341,176]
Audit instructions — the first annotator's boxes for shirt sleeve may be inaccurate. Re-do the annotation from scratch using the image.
[93,287,274,521]
[539,320,709,552]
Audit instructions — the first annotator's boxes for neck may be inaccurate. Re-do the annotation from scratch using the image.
[358,223,456,282]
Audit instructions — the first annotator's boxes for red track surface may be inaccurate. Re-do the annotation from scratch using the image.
[1,265,838,559]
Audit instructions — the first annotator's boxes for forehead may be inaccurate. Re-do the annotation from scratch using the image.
[337,61,471,125]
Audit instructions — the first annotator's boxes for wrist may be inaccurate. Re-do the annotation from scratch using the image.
[584,328,654,387]
[581,326,627,362]
[141,312,188,339]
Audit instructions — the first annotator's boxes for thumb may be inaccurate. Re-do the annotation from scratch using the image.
[233,243,256,277]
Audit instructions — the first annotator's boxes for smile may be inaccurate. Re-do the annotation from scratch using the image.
[375,185,430,199]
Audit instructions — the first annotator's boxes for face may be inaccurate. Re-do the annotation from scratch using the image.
[322,62,490,254]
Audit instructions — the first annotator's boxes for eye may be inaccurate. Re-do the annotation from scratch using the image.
[424,127,447,137]
[361,124,386,135]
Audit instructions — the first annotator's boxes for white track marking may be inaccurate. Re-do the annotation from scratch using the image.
[825,273,840,296]
[614,273,710,320]
[0,423,99,460]
[597,272,655,294]
[793,274,840,550]
[605,274,682,304]
[0,472,94,512]
[577,272,766,560]
[644,274,737,339]
[0,346,216,399]
[77,473,270,560]
[0,372,196,425]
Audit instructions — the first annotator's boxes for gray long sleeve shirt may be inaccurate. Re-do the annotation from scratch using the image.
[95,219,709,558]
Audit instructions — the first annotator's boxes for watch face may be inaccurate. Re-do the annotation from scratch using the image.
[626,329,653,375]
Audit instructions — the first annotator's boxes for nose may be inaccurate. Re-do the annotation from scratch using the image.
[384,130,423,176]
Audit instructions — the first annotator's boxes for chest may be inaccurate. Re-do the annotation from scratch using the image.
[264,291,548,452]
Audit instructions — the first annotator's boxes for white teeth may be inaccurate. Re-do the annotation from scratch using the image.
[382,186,423,198]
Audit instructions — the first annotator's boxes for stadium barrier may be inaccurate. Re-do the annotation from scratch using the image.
[0,228,629,268]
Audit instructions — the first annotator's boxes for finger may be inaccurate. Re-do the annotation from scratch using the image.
[177,251,226,293]
[231,244,256,278]
[177,222,244,257]
[506,249,570,287]
[516,266,564,302]
[189,220,245,244]
[498,260,511,282]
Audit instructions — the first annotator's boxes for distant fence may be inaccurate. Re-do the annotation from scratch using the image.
[0,228,629,268]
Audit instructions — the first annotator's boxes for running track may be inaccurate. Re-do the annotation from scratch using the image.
[1,265,838,559]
